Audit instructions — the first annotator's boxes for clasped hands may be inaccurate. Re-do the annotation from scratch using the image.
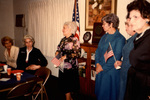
[114,61,122,69]
[26,64,41,70]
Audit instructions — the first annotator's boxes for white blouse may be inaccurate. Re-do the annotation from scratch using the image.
[4,46,19,68]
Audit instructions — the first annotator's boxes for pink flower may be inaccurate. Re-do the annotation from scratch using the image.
[65,42,73,50]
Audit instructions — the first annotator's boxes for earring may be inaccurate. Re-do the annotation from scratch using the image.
[146,21,149,24]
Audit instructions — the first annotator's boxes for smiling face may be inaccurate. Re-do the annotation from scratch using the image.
[129,10,148,33]
[62,25,72,37]
[4,40,12,50]
[25,38,33,49]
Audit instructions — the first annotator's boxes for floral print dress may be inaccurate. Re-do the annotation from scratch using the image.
[56,34,81,69]
[57,34,81,93]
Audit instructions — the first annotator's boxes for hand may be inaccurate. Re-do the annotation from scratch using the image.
[96,63,103,74]
[26,65,41,70]
[60,55,66,62]
[71,53,76,57]
[114,61,122,69]
[55,52,59,56]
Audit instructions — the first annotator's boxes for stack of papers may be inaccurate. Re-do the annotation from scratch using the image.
[0,78,10,81]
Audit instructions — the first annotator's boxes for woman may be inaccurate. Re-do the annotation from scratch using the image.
[95,13,125,100]
[1,36,19,68]
[55,21,81,100]
[17,35,48,74]
[114,15,137,100]
[124,0,150,100]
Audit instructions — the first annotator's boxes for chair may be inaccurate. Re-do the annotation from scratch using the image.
[33,67,51,100]
[7,80,37,100]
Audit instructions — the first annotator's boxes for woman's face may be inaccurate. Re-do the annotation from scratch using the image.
[129,10,147,33]
[62,25,71,37]
[25,38,33,49]
[4,41,12,50]
[125,19,135,36]
[102,21,111,32]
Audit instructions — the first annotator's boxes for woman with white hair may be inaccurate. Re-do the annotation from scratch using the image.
[17,35,48,74]
[55,21,81,100]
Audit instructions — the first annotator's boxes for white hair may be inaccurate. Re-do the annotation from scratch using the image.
[23,34,35,46]
[63,21,77,35]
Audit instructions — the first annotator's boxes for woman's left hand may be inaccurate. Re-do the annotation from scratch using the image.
[26,65,41,70]
[60,55,66,62]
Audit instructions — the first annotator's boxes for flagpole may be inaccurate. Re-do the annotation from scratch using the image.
[74,0,77,21]
[109,42,121,69]
[109,42,116,61]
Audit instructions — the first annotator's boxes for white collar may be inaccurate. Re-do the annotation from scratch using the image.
[136,26,150,40]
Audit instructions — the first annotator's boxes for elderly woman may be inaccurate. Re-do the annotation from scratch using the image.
[95,13,125,100]
[124,0,150,100]
[114,14,137,100]
[1,36,19,68]
[17,35,48,74]
[55,21,81,100]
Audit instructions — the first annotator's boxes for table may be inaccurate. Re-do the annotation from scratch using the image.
[0,71,43,92]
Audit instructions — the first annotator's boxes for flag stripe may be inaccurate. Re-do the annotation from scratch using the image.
[51,58,61,66]
[72,0,80,40]
[104,45,114,62]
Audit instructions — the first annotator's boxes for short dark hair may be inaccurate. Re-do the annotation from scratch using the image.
[1,36,13,46]
[126,13,129,19]
[127,0,150,25]
[101,13,119,29]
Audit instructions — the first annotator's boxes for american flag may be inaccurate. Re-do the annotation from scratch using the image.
[72,0,80,40]
[51,53,61,67]
[104,43,114,62]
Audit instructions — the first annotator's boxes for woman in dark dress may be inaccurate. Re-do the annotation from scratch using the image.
[17,35,48,74]
[124,0,150,100]
[55,21,81,100]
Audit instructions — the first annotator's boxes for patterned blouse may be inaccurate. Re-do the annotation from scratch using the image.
[56,34,81,69]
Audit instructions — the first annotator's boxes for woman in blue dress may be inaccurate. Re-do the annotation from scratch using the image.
[114,15,137,100]
[95,13,125,100]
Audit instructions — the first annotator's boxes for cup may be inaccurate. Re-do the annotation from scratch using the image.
[16,73,21,81]
[3,65,8,72]
[7,68,11,75]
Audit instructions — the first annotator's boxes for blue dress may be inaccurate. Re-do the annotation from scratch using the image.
[118,33,137,100]
[95,30,125,100]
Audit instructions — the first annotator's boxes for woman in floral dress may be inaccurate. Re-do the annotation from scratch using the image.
[55,21,81,100]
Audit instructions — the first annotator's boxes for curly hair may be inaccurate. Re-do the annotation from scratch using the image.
[101,13,119,29]
[1,36,13,46]
[63,21,77,35]
[127,0,150,25]
[23,35,35,46]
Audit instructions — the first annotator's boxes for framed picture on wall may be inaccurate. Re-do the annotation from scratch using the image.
[16,14,25,27]
[85,0,117,30]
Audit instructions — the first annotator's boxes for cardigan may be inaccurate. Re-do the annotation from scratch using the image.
[4,46,19,68]
[17,47,48,74]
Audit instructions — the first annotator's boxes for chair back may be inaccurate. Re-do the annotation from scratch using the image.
[7,80,37,99]
[33,67,50,100]
[35,67,51,86]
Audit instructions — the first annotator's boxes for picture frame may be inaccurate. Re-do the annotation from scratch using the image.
[85,0,117,30]
[16,14,25,27]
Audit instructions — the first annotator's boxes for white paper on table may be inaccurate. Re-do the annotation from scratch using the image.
[0,71,7,74]
[0,78,10,81]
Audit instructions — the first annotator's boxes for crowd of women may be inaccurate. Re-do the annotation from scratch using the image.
[95,0,150,100]
[1,0,150,100]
